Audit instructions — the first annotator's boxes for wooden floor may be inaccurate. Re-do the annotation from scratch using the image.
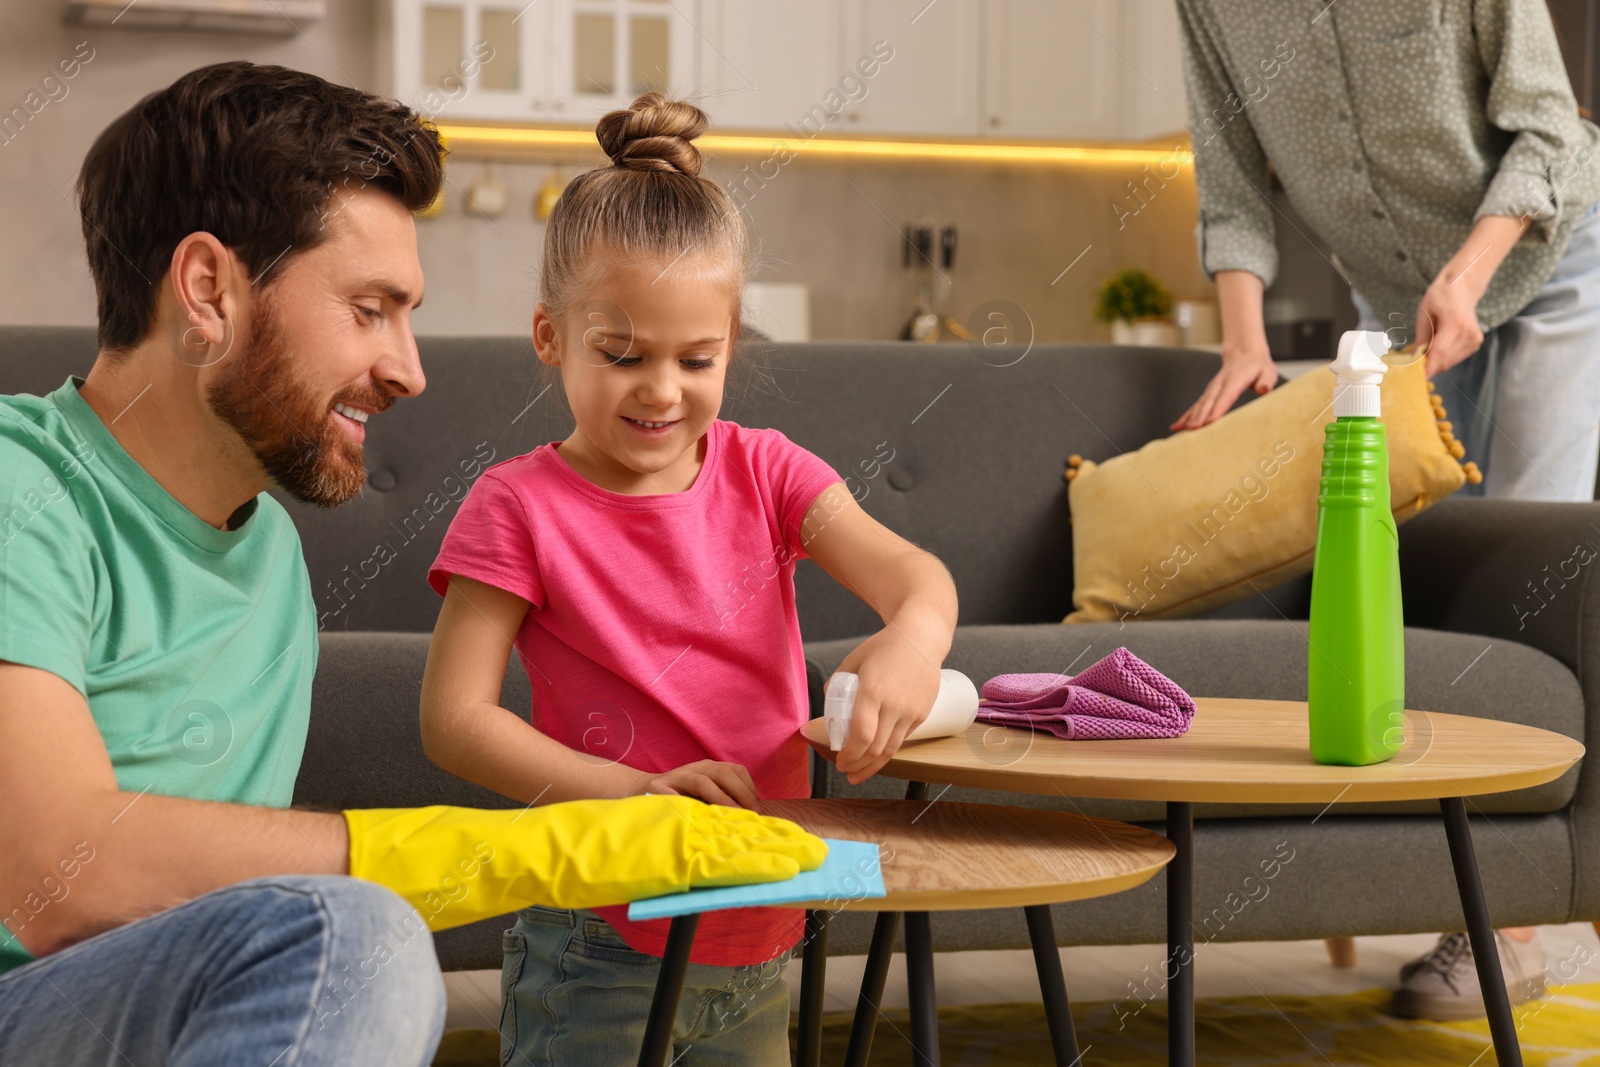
[440,922,1600,1032]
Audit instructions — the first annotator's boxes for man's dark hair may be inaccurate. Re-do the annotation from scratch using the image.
[77,62,445,351]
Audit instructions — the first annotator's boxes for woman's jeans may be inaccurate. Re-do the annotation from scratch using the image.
[499,905,792,1067]
[1352,203,1600,502]
[0,876,446,1066]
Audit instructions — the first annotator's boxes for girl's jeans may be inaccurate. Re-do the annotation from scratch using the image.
[499,905,792,1067]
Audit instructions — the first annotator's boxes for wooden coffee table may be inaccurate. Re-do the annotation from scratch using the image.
[634,798,1173,1067]
[802,698,1585,1067]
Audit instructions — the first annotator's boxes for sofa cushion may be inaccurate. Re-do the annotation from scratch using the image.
[296,632,527,810]
[298,339,1235,637]
[7,330,1316,637]
[294,632,536,970]
[1065,355,1470,623]
[804,621,1583,818]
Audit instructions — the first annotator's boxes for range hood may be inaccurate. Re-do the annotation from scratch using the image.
[63,0,323,36]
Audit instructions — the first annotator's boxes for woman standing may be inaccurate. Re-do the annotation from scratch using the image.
[1168,0,1599,1021]
[1171,0,1600,506]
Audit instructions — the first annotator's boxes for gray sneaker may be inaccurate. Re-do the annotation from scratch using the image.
[1390,932,1548,1021]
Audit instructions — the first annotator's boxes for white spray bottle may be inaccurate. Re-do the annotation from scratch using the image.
[824,669,981,752]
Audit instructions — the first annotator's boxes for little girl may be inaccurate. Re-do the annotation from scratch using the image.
[419,93,958,1064]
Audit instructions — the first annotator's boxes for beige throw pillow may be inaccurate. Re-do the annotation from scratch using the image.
[1065,355,1475,623]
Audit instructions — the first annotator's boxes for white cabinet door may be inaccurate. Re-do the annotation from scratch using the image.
[839,0,981,137]
[549,0,697,121]
[1121,0,1189,141]
[383,0,555,121]
[694,1,845,133]
[382,0,1195,140]
[982,0,1124,140]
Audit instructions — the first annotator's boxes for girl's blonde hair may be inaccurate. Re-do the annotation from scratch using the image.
[540,92,749,321]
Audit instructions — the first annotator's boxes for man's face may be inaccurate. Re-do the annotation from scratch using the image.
[206,187,426,507]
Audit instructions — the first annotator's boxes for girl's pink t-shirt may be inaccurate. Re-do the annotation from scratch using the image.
[428,419,842,966]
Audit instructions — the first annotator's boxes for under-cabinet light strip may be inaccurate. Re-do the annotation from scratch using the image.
[437,123,1193,167]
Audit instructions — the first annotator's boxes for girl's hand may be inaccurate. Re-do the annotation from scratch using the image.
[633,760,761,808]
[833,630,944,785]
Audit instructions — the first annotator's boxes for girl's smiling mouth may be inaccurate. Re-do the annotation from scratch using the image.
[622,416,680,434]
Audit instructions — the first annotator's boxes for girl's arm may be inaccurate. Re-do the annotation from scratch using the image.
[800,483,959,785]
[420,576,761,806]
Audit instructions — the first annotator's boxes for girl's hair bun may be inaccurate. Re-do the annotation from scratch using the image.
[596,92,707,177]
[541,91,745,321]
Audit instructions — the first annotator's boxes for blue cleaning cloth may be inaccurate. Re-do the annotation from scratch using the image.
[627,838,885,921]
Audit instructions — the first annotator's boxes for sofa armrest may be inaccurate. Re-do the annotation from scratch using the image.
[1399,499,1600,667]
[1399,497,1599,919]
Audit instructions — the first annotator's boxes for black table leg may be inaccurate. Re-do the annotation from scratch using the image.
[1024,904,1082,1066]
[637,913,698,1067]
[1440,797,1525,1067]
[1166,800,1195,1067]
[844,780,927,1067]
[905,911,940,1066]
[795,909,829,1067]
[843,912,900,1067]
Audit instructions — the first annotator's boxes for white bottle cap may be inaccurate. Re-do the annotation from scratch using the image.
[1330,330,1390,418]
[823,669,980,752]
[824,672,858,752]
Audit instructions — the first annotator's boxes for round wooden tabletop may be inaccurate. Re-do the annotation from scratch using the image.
[800,697,1586,805]
[753,799,1174,912]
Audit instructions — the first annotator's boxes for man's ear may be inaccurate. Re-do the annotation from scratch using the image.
[532,303,561,367]
[168,233,244,365]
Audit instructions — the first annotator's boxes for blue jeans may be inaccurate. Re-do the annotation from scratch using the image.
[500,906,792,1067]
[1351,202,1600,502]
[0,876,446,1066]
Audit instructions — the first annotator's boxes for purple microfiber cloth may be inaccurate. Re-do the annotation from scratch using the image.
[977,647,1196,740]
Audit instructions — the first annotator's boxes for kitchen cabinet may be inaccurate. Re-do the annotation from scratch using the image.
[983,0,1188,141]
[838,0,982,136]
[379,0,552,120]
[553,0,694,115]
[380,0,1192,142]
[381,0,691,122]
[1120,0,1189,141]
[695,0,845,133]
[982,0,1121,140]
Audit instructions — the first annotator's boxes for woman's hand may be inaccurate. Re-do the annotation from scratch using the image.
[633,760,760,808]
[1170,339,1278,431]
[1413,280,1484,377]
[1414,213,1528,377]
[1171,270,1276,431]
[832,629,944,786]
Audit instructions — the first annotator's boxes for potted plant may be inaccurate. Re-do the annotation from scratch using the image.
[1093,267,1178,346]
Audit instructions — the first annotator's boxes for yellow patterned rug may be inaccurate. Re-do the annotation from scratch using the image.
[432,984,1600,1065]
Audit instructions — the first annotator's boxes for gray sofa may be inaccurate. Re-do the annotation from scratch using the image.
[3,326,1593,975]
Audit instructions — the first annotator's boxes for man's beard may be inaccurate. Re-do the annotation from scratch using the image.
[205,295,389,508]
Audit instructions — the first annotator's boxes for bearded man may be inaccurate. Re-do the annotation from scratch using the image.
[0,61,823,1066]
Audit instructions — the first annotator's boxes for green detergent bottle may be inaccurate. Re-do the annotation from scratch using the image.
[1307,330,1406,766]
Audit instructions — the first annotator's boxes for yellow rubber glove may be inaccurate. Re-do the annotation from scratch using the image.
[344,795,828,932]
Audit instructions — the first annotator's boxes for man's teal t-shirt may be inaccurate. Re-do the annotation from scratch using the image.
[0,377,317,977]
